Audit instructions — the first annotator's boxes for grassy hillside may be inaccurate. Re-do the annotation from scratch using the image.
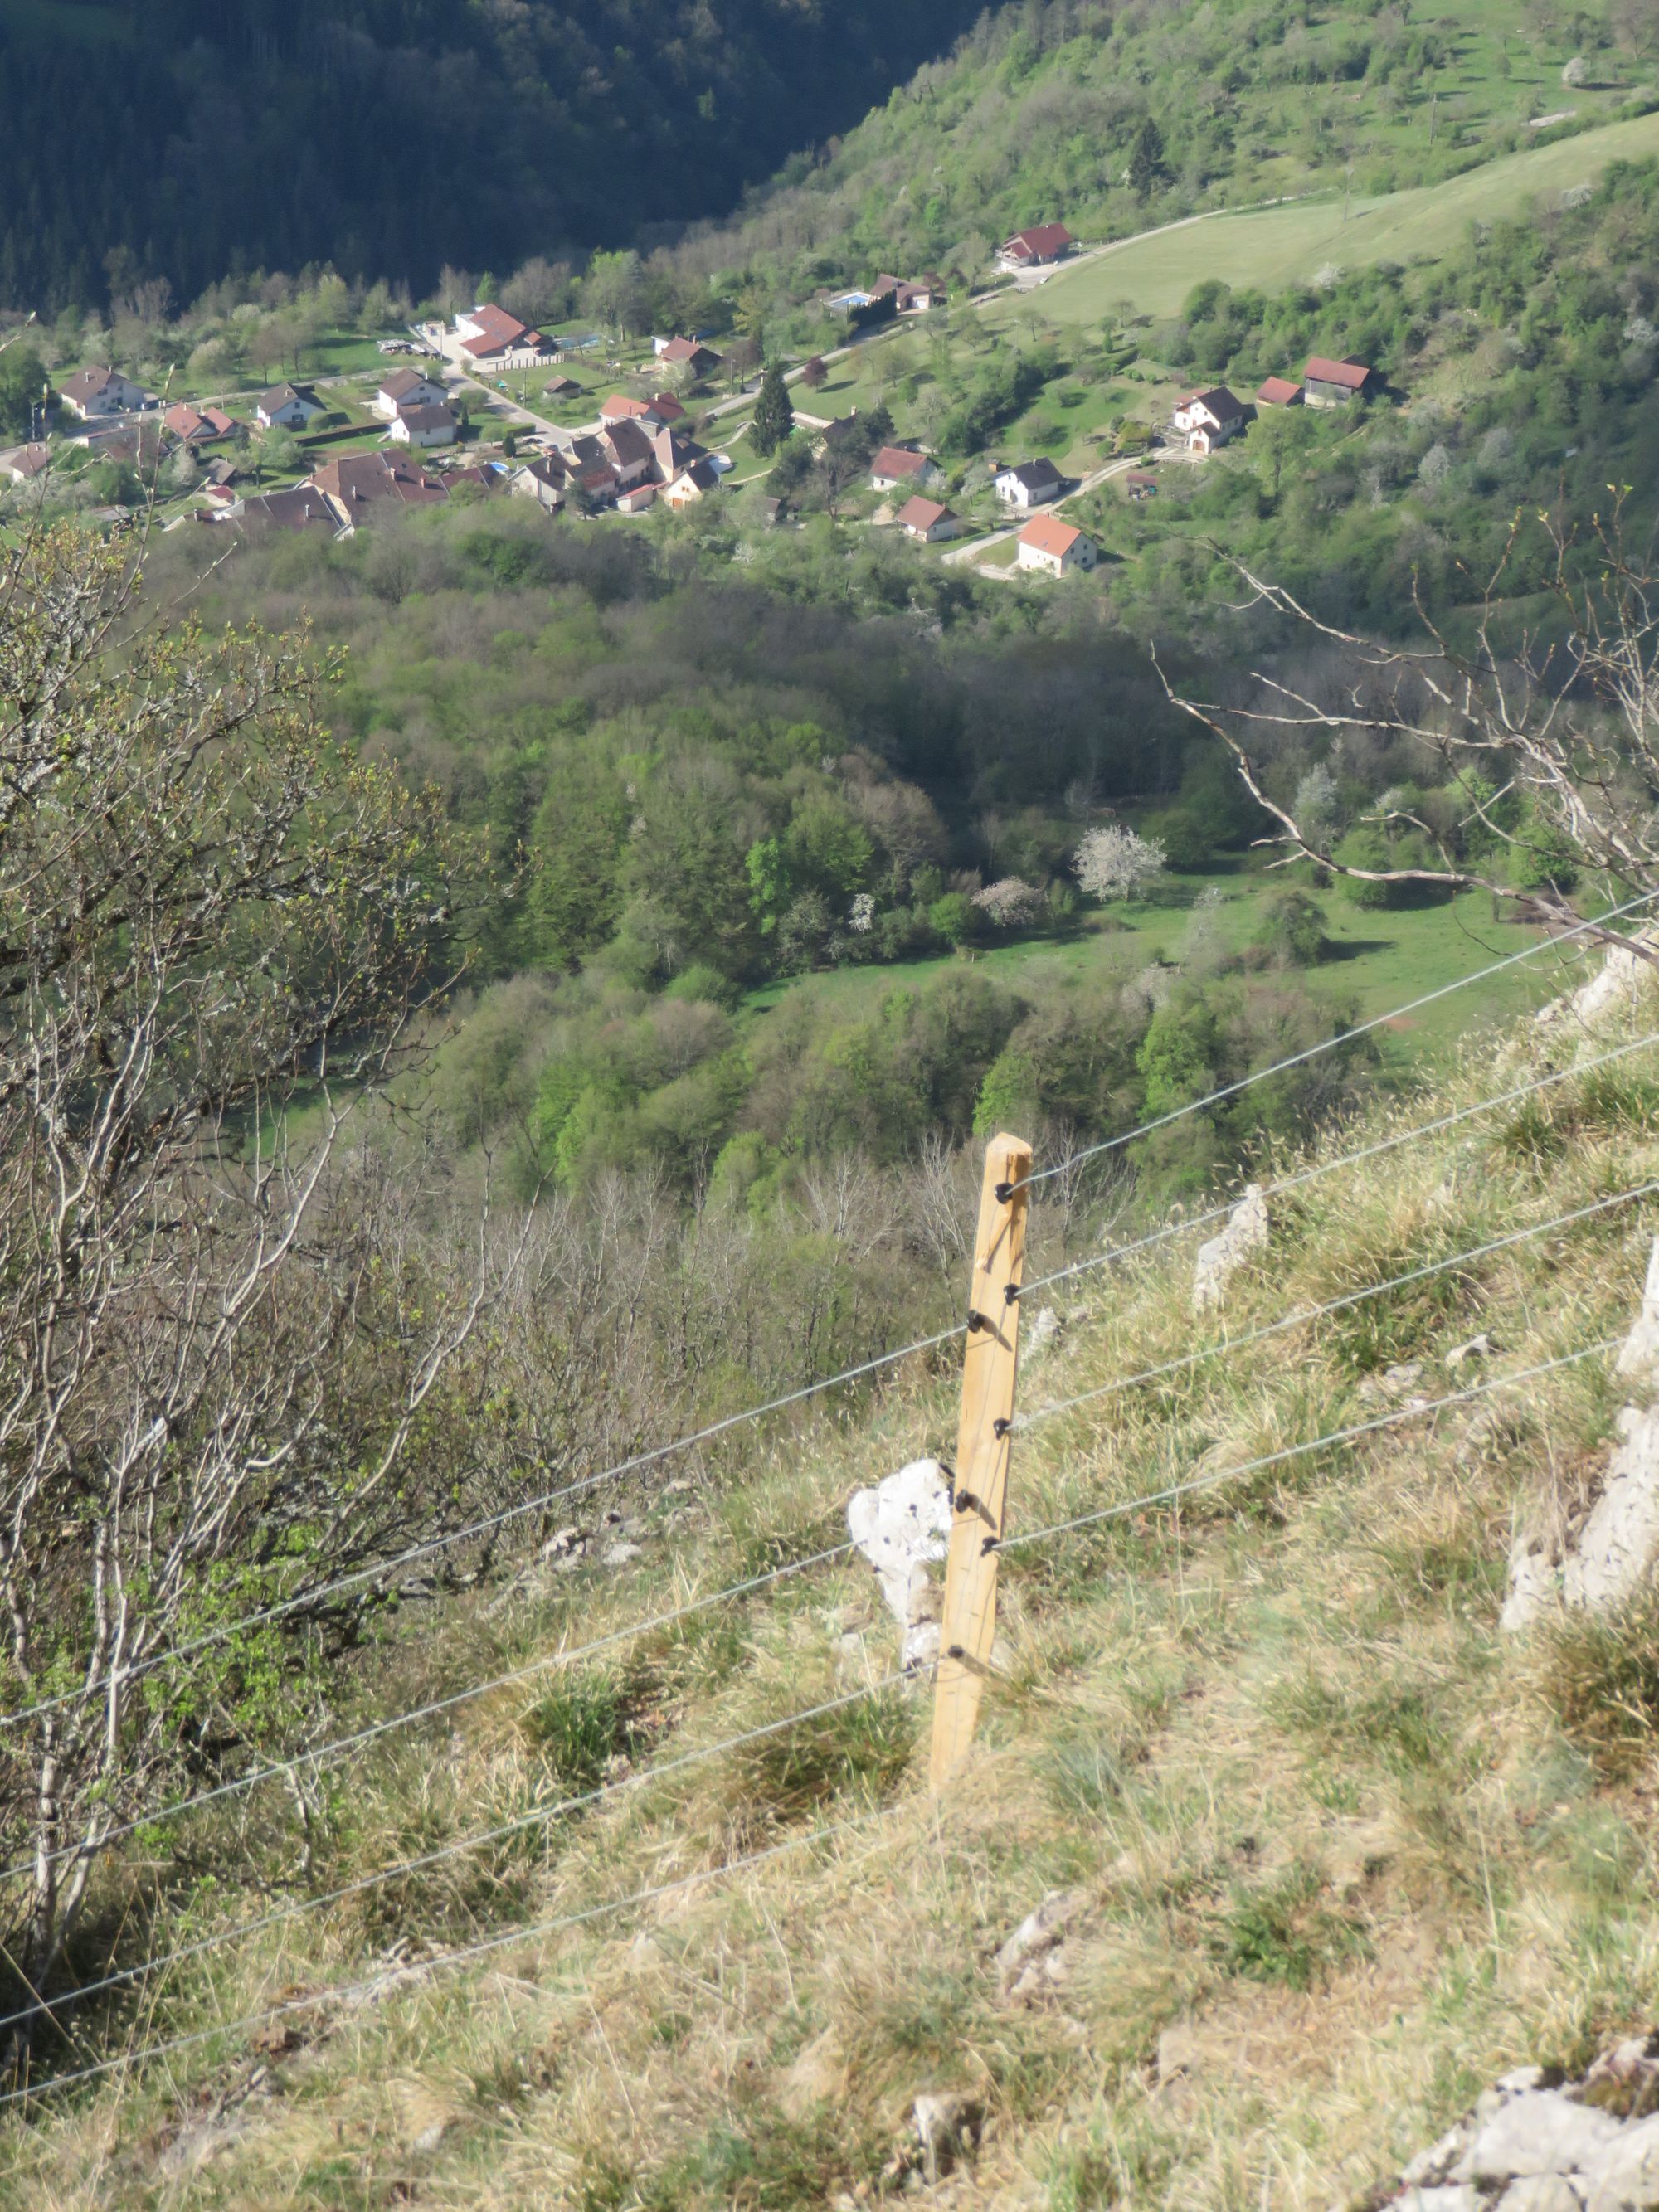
[984,106,1659,328]
[11,971,1659,2207]
[709,0,1657,298]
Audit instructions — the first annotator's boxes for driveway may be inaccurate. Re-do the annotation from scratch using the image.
[941,450,1151,565]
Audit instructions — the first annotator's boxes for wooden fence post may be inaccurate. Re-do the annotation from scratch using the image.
[929,1130,1032,1795]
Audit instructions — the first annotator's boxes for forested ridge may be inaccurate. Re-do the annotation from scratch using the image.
[0,0,983,311]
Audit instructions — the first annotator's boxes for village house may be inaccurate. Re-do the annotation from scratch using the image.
[372,367,447,420]
[255,382,324,430]
[995,457,1063,508]
[1016,513,1097,576]
[601,415,659,487]
[163,401,240,446]
[870,444,937,493]
[452,304,553,368]
[664,457,721,508]
[997,223,1073,273]
[615,480,658,513]
[654,336,722,377]
[440,462,511,495]
[1303,355,1376,407]
[1255,375,1303,409]
[0,442,51,485]
[600,391,685,429]
[218,484,339,536]
[871,274,946,314]
[386,401,458,450]
[1172,386,1245,453]
[510,455,569,513]
[308,450,449,530]
[893,494,958,543]
[58,367,150,420]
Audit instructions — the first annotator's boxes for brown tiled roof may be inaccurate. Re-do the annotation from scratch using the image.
[1002,222,1072,259]
[1018,513,1084,557]
[461,304,545,354]
[872,445,928,479]
[1255,376,1302,406]
[393,402,456,435]
[380,367,439,401]
[309,452,449,511]
[895,495,951,532]
[659,338,719,367]
[1305,355,1372,390]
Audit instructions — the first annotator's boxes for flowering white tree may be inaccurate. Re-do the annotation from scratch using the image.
[971,876,1042,928]
[1074,824,1166,902]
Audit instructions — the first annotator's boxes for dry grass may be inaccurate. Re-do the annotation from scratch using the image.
[12,1005,1659,2208]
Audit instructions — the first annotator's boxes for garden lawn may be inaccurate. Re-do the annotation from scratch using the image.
[985,109,1659,334]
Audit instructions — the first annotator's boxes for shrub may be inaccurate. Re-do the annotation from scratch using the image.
[1253,889,1329,967]
[927,890,979,946]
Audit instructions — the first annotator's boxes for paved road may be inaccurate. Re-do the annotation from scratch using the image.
[940,450,1151,566]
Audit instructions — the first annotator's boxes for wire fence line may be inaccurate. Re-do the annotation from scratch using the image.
[0,1802,902,2114]
[0,1326,963,1734]
[8,896,1650,1738]
[1000,1338,1616,1553]
[1017,1023,1659,1305]
[15,1140,1653,1891]
[0,1541,860,1889]
[1009,883,1659,1198]
[1,1332,1620,2098]
[0,1666,921,2046]
[1016,1173,1659,1434]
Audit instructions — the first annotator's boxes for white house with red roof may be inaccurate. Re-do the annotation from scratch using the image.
[452,304,553,367]
[1172,386,1245,454]
[1016,513,1096,576]
[893,494,958,543]
[870,444,937,493]
[997,223,1073,272]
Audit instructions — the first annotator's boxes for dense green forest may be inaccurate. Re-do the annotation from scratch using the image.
[0,0,983,312]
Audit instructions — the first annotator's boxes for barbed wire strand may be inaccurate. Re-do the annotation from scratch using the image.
[1016,1023,1659,1305]
[0,1665,917,2046]
[0,1542,859,1890]
[1015,1173,1659,1433]
[1010,884,1659,1198]
[2,1325,963,1733]
[1002,1337,1615,1553]
[21,1132,1656,1889]
[3,1336,1617,2100]
[0,1801,901,2113]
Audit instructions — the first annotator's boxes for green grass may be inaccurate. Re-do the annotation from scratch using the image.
[743,868,1564,1072]
[985,109,1659,334]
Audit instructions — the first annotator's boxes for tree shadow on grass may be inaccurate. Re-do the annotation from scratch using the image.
[1319,936,1395,963]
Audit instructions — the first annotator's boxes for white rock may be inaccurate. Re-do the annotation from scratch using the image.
[1446,1333,1497,1370]
[995,1890,1081,1998]
[1616,1239,1659,1393]
[1401,2124,1476,2187]
[912,2092,982,2185]
[1495,2177,1585,2210]
[1024,1305,1060,1358]
[1501,1535,1560,1633]
[1584,2112,1659,2208]
[1534,931,1659,1033]
[600,1540,644,1568]
[847,1459,951,1670]
[1193,1184,1269,1311]
[1562,1402,1659,1612]
[1399,2189,1478,2210]
[1462,2088,1623,2180]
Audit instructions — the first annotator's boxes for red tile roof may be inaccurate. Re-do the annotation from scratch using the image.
[1018,513,1084,558]
[872,445,929,479]
[1305,356,1372,390]
[1255,376,1302,406]
[460,303,545,355]
[895,495,951,532]
[1002,222,1073,260]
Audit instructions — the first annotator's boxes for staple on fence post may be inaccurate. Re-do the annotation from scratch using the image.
[929,1130,1032,1796]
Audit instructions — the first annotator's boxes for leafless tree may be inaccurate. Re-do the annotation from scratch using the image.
[0,523,505,2040]
[1157,510,1659,966]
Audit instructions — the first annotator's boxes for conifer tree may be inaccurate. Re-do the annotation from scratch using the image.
[751,362,795,456]
[1128,116,1170,201]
